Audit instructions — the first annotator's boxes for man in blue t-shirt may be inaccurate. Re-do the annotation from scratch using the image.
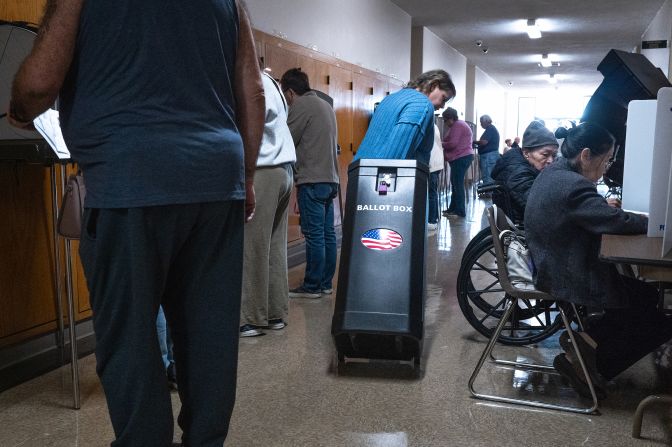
[9,0,265,445]
[475,114,501,185]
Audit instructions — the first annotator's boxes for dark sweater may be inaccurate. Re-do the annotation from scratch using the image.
[491,148,538,223]
[524,158,648,308]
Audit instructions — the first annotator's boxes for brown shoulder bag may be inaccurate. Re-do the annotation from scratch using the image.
[57,172,86,239]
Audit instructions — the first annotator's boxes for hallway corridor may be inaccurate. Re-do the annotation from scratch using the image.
[1,198,671,446]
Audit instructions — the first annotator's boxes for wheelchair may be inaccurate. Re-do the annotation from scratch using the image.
[456,183,563,345]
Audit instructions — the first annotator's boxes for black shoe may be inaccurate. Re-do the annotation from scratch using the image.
[553,354,606,400]
[166,362,178,391]
[240,324,264,337]
[289,286,321,299]
[558,331,604,388]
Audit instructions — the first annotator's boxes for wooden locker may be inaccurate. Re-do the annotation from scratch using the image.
[265,44,299,83]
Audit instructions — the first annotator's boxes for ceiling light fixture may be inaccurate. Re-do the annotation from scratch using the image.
[527,19,542,39]
[540,53,552,68]
[548,73,557,84]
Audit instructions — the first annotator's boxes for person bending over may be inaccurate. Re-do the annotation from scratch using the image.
[441,107,473,218]
[354,69,455,165]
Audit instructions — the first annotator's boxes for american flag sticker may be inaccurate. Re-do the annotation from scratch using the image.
[361,228,403,251]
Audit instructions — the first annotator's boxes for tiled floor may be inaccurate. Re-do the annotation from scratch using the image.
[1,197,671,446]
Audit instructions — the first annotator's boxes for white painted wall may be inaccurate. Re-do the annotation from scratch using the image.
[420,28,467,116]
[641,0,672,78]
[244,0,412,80]
[473,67,507,148]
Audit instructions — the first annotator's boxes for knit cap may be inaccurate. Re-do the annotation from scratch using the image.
[522,121,558,149]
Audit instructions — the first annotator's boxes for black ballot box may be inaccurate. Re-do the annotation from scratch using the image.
[331,159,428,368]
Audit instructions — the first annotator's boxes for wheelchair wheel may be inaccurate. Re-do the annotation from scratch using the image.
[456,238,563,345]
[461,227,491,265]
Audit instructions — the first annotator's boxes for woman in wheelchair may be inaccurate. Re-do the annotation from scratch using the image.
[457,121,560,345]
[525,122,672,397]
[490,120,558,224]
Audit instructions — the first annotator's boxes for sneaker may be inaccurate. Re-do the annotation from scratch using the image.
[321,288,334,295]
[427,223,438,231]
[266,319,286,330]
[553,353,606,400]
[289,286,321,299]
[240,324,264,337]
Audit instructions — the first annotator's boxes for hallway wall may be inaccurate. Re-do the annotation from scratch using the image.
[411,26,468,116]
[473,67,507,144]
[244,0,412,81]
[641,0,672,78]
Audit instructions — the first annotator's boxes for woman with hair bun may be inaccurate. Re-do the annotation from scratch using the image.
[524,122,672,398]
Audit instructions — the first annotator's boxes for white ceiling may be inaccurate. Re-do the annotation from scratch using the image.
[391,0,667,93]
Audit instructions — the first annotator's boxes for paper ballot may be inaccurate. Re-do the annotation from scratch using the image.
[33,109,70,159]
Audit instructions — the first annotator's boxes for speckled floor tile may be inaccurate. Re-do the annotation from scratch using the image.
[1,198,670,446]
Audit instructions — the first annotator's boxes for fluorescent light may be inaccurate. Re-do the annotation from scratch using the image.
[527,19,542,39]
[540,53,552,67]
[548,74,557,84]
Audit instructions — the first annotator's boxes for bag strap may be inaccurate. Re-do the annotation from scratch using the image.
[493,206,523,237]
[263,71,287,113]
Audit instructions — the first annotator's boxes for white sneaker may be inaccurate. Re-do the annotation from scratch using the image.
[321,288,334,295]
[266,319,287,330]
[427,223,438,231]
[289,286,321,299]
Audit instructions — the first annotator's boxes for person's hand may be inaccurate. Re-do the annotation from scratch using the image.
[606,198,621,209]
[293,186,300,215]
[245,180,255,222]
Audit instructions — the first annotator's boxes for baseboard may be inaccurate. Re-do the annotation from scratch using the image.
[0,230,341,393]
[0,320,96,393]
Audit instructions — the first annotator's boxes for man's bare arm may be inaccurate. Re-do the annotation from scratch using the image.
[9,0,84,127]
[233,0,265,221]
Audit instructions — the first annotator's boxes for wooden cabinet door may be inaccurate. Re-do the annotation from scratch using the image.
[296,54,316,89]
[328,65,353,226]
[0,0,45,23]
[387,78,404,95]
[264,44,299,82]
[309,58,330,97]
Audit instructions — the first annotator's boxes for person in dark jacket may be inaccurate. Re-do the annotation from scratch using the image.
[525,122,672,397]
[491,120,558,223]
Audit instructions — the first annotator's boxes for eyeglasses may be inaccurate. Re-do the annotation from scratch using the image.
[440,93,453,105]
[603,155,615,173]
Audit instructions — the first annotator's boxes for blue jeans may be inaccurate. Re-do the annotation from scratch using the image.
[428,171,440,224]
[156,306,174,369]
[479,151,500,185]
[298,183,338,291]
[448,154,473,216]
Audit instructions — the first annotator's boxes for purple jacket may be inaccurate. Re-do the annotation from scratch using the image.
[442,120,474,162]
